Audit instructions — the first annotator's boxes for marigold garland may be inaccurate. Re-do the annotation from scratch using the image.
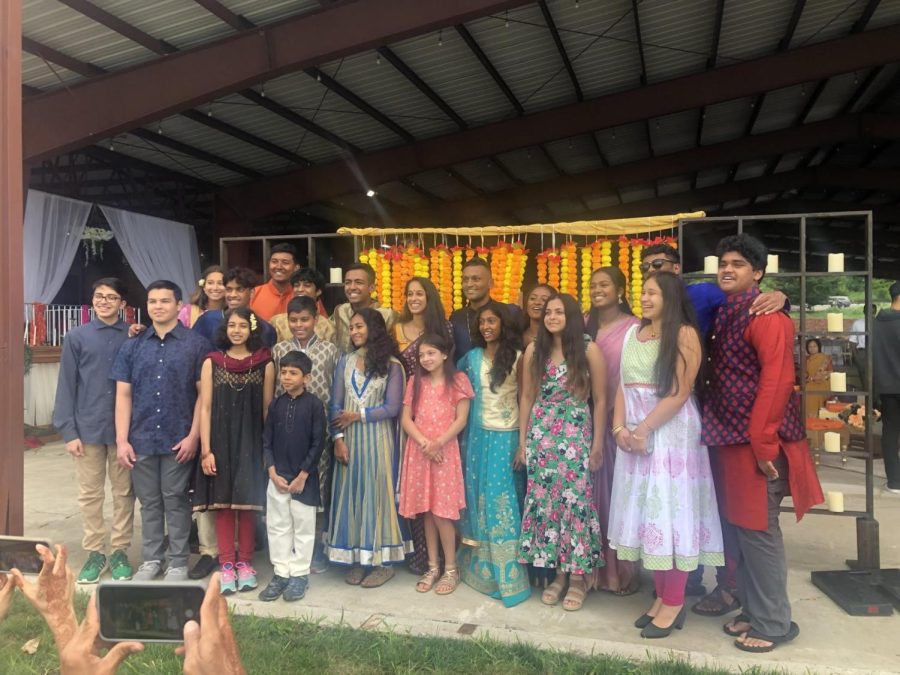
[452,246,464,310]
[630,243,644,318]
[580,245,593,311]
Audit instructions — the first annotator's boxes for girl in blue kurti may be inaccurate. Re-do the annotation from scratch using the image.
[458,301,531,607]
[326,308,412,588]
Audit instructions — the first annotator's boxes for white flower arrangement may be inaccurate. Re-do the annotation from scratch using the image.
[81,227,114,265]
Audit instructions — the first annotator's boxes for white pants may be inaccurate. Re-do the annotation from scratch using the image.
[266,480,316,578]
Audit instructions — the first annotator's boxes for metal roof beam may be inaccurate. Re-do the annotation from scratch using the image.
[377,46,467,130]
[56,0,177,55]
[691,0,726,189]
[25,0,531,160]
[239,89,359,155]
[392,113,900,224]
[80,146,214,189]
[21,36,106,77]
[220,26,900,219]
[191,0,255,31]
[304,67,414,143]
[179,109,312,166]
[129,129,262,179]
[455,24,523,115]
[538,0,582,101]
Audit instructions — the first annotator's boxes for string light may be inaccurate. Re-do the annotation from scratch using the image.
[376,52,381,65]
[207,103,214,117]
[438,29,443,46]
[157,123,163,135]
[261,83,266,98]
[316,71,321,82]
[505,11,509,28]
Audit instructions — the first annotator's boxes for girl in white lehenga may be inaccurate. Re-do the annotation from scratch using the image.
[608,272,724,639]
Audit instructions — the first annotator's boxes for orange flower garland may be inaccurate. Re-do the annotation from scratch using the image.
[506,242,527,304]
[630,243,644,318]
[618,237,630,287]
[580,245,592,311]
[547,250,561,292]
[452,246,464,310]
[490,242,508,302]
[536,252,549,285]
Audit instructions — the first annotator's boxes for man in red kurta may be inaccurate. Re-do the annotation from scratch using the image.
[702,234,823,653]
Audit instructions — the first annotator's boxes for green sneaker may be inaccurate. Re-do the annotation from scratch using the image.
[77,551,107,584]
[109,550,133,581]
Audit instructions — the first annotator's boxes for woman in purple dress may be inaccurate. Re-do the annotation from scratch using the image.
[585,267,641,596]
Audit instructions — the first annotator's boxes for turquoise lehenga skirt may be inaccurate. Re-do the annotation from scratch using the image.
[458,348,531,607]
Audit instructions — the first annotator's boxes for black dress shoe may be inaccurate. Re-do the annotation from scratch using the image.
[641,606,687,639]
[634,613,653,629]
[188,554,217,580]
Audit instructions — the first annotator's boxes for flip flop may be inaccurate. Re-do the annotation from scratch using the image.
[691,585,740,617]
[360,566,395,588]
[344,566,365,586]
[723,613,753,637]
[734,622,800,653]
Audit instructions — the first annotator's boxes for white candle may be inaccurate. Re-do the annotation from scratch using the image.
[826,491,844,513]
[703,256,717,274]
[830,372,846,392]
[823,431,841,453]
[826,312,843,332]
[766,254,779,274]
[329,267,343,284]
[827,253,844,273]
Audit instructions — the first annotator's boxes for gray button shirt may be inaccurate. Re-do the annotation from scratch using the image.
[52,317,128,445]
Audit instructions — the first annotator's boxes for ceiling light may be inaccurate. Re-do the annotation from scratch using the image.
[366,189,376,198]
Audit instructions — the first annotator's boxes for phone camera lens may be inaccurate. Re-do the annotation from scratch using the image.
[185,609,194,619]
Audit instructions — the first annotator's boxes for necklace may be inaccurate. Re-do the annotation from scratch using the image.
[223,350,253,392]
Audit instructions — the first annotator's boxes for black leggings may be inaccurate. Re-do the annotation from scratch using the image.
[882,394,900,487]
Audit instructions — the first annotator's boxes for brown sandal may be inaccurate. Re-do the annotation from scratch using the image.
[416,565,441,593]
[435,567,460,595]
[360,566,395,588]
[563,576,587,611]
[541,575,568,606]
[345,566,365,586]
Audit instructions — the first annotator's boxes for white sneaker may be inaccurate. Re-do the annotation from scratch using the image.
[164,566,189,581]
[133,561,162,581]
[883,483,900,495]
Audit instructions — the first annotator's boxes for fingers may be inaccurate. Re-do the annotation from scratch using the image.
[181,620,200,657]
[52,544,68,576]
[104,641,144,667]
[10,568,26,590]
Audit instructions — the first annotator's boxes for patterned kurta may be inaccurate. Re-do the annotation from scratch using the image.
[518,359,603,574]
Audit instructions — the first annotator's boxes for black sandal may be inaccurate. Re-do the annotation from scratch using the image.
[691,585,740,617]
[723,613,752,637]
[734,622,800,653]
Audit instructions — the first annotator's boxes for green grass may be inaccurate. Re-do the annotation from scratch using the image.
[0,594,775,675]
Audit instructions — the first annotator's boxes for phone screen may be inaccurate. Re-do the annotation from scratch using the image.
[0,537,49,573]
[98,582,205,643]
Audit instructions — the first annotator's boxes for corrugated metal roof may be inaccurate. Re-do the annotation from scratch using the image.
[657,175,693,196]
[451,158,517,194]
[543,134,606,175]
[495,147,559,184]
[718,0,792,63]
[110,132,244,185]
[700,97,755,146]
[649,109,699,155]
[790,0,862,48]
[639,0,713,83]
[595,121,651,165]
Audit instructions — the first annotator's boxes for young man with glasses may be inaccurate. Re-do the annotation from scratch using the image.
[53,278,135,583]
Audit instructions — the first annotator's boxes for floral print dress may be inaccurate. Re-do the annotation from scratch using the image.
[518,359,603,574]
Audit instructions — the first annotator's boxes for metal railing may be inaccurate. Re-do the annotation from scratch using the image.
[24,304,140,347]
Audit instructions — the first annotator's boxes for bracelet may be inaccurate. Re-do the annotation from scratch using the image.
[611,425,625,435]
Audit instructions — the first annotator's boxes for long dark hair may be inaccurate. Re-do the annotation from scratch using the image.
[585,266,633,339]
[471,301,519,392]
[398,277,451,342]
[532,293,591,400]
[190,265,225,310]
[352,307,396,378]
[215,307,264,352]
[410,332,460,415]
[643,272,700,398]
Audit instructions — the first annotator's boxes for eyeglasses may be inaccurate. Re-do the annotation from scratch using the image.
[639,259,677,273]
[93,293,121,303]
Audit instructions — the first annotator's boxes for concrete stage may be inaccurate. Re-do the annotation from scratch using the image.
[21,442,900,674]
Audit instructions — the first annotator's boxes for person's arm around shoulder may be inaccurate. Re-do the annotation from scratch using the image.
[585,342,607,470]
[515,342,538,469]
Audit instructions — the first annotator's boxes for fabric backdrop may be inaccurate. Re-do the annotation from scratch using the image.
[23,190,93,303]
[99,206,202,301]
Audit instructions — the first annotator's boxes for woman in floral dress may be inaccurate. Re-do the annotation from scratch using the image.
[517,293,606,611]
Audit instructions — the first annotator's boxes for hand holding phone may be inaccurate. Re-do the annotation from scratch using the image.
[59,592,143,675]
[10,543,78,649]
[0,535,51,574]
[0,573,14,624]
[178,573,246,675]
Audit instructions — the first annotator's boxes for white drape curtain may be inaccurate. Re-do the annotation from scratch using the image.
[98,206,202,301]
[23,190,93,303]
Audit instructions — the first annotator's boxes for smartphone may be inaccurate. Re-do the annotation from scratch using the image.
[97,581,205,643]
[0,536,50,574]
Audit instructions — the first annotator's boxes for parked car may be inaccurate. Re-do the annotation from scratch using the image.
[828,296,852,308]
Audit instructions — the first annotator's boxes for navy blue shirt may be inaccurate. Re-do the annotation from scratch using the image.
[686,282,726,340]
[263,391,326,507]
[450,302,524,359]
[110,322,212,456]
[52,318,128,445]
[192,309,277,348]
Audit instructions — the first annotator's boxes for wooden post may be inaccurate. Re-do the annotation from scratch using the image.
[0,0,24,535]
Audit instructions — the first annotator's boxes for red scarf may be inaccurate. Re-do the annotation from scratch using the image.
[206,347,271,373]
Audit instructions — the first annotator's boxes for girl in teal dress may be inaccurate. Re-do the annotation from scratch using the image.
[517,293,606,612]
[458,302,531,607]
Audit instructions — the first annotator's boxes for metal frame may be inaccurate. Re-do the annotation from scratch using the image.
[678,211,879,573]
[218,233,347,278]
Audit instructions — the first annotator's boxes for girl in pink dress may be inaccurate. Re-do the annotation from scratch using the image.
[399,333,474,595]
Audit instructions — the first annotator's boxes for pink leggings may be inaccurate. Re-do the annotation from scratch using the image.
[215,509,256,566]
[654,569,689,606]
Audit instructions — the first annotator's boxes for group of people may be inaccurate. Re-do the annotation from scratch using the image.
[50,236,832,653]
